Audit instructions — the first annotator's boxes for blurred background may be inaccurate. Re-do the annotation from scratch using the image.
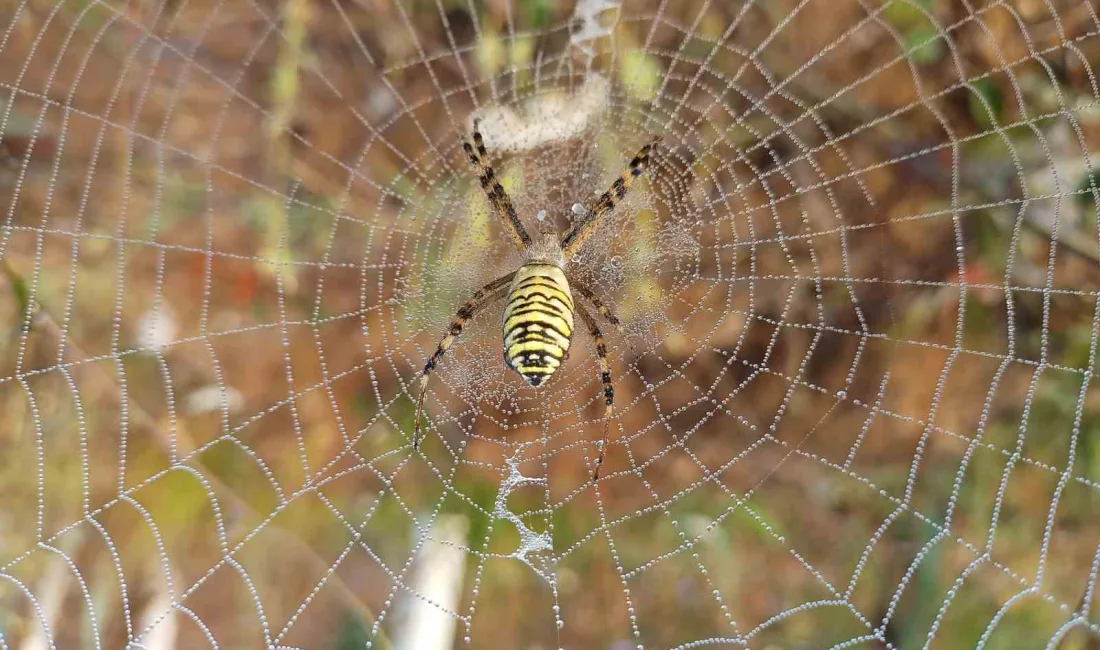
[1,0,1099,647]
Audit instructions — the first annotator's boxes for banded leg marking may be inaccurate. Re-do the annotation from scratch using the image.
[472,118,488,157]
[413,271,517,449]
[577,303,614,482]
[561,135,661,257]
[570,278,642,360]
[569,280,620,327]
[460,119,532,251]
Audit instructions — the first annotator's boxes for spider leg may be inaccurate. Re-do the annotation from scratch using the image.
[414,271,517,449]
[460,119,533,251]
[568,279,621,327]
[471,119,488,158]
[576,302,614,482]
[561,135,661,258]
[571,277,646,363]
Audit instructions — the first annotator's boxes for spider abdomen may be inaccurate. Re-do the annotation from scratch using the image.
[502,263,575,387]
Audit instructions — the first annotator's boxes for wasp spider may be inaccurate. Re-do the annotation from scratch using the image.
[414,119,659,480]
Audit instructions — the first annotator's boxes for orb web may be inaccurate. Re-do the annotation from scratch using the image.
[1,0,1099,648]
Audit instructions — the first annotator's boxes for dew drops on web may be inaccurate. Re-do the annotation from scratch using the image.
[2,0,1099,648]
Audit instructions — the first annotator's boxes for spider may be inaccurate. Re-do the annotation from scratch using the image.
[413,119,660,480]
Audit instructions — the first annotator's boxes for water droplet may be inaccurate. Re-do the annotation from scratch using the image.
[536,209,547,222]
[571,203,585,216]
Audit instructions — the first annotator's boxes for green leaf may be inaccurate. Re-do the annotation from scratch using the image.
[905,23,944,64]
[882,0,934,30]
[969,78,1004,129]
[884,0,943,64]
[334,610,371,650]
[1,261,30,316]
[517,0,552,29]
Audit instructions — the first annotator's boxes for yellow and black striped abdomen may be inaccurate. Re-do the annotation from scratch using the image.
[502,264,575,386]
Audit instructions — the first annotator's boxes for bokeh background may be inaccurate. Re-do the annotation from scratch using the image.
[1,0,1100,647]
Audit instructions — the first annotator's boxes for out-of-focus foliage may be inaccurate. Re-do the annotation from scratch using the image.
[1,0,1099,648]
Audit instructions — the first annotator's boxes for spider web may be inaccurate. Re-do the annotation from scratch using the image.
[1,0,1099,647]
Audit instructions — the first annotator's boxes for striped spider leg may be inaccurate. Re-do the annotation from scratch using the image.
[413,271,517,449]
[570,278,634,482]
[460,118,532,251]
[569,279,621,328]
[570,278,640,359]
[574,299,616,482]
[560,135,661,258]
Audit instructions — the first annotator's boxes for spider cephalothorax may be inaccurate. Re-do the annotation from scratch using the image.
[413,119,659,480]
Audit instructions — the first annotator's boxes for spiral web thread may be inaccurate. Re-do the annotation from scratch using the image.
[1,0,1099,647]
